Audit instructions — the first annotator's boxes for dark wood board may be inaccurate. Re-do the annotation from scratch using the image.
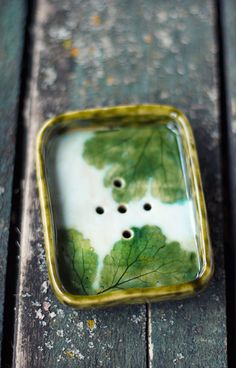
[149,2,227,367]
[0,0,26,362]
[224,4,236,150]
[221,0,236,365]
[13,0,227,367]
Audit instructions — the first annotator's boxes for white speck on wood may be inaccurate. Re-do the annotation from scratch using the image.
[49,311,56,319]
[0,187,5,195]
[35,308,45,320]
[173,352,185,365]
[43,301,51,311]
[57,309,65,318]
[42,67,57,87]
[56,330,64,337]
[40,281,48,294]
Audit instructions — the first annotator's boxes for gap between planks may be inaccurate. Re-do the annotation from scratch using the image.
[146,303,153,368]
[13,0,51,366]
[215,0,236,366]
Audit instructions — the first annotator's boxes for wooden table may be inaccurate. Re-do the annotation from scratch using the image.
[1,0,235,367]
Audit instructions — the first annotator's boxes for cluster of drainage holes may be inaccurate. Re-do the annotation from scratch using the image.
[95,179,151,240]
[95,203,152,215]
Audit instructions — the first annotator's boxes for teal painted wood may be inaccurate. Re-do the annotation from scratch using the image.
[148,2,227,367]
[222,1,236,365]
[224,0,236,107]
[13,0,227,367]
[0,0,26,362]
[224,3,236,188]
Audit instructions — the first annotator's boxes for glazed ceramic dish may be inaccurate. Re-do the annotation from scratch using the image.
[36,105,213,308]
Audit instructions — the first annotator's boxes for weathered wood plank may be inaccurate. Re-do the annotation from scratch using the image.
[14,1,150,367]
[224,3,236,134]
[149,2,227,367]
[222,0,236,365]
[0,0,26,361]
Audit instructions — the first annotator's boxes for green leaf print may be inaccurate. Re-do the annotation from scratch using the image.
[98,225,199,294]
[83,125,186,203]
[57,229,98,295]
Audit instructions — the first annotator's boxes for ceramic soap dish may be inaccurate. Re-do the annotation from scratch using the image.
[36,105,213,308]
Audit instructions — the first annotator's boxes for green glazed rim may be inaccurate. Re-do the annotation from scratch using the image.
[36,104,213,308]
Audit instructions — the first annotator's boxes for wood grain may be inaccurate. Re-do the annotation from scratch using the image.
[148,2,227,367]
[0,0,26,361]
[14,1,148,367]
[221,1,236,365]
[13,0,227,367]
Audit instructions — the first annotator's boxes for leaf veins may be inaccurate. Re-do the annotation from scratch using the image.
[83,125,187,203]
[98,225,199,293]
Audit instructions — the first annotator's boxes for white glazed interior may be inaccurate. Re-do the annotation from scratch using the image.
[47,130,200,284]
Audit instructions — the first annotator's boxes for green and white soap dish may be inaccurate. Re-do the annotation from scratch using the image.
[36,105,213,308]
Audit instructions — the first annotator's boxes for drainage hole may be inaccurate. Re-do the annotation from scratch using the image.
[118,204,127,214]
[96,206,104,215]
[113,178,125,189]
[143,203,152,211]
[122,229,133,239]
